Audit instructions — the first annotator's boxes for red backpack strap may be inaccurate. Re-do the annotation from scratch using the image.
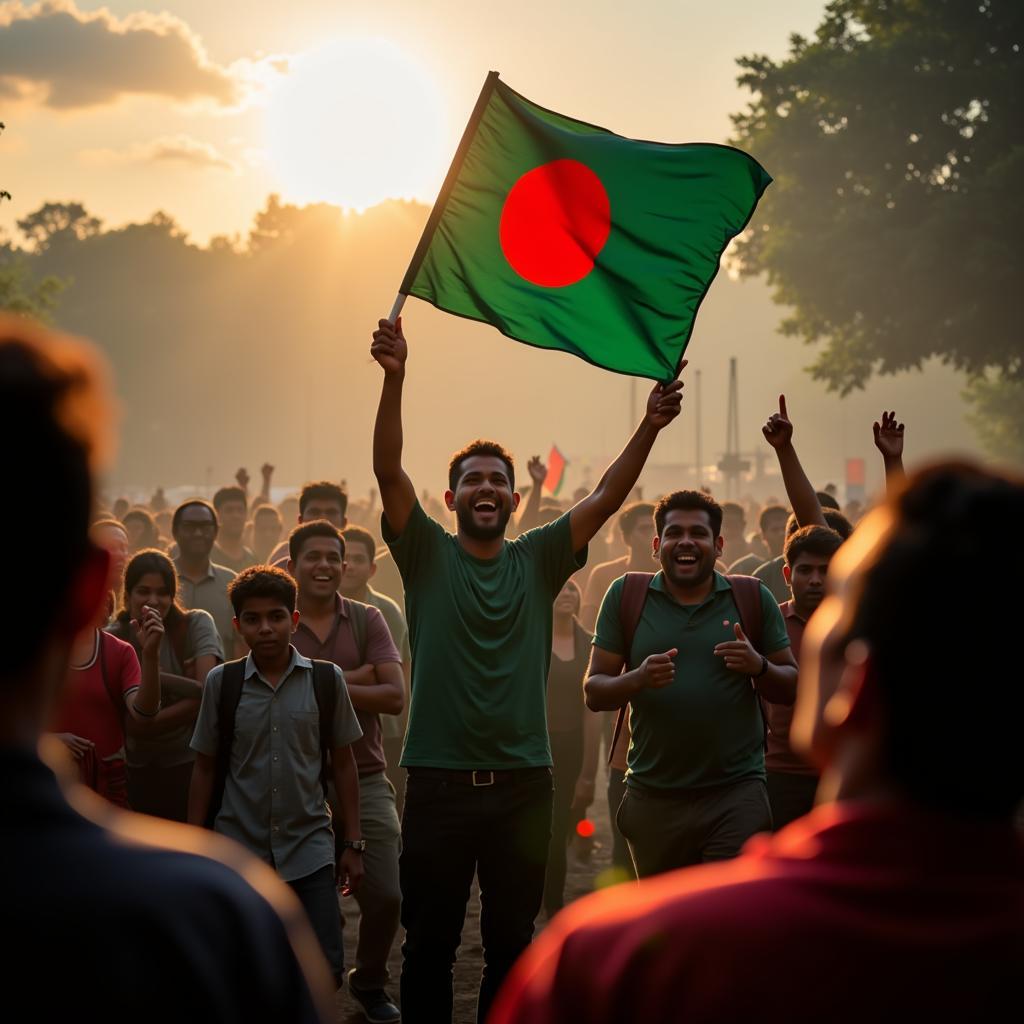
[607,573,654,766]
[725,574,764,654]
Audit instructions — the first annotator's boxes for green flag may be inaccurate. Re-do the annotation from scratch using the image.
[399,72,772,382]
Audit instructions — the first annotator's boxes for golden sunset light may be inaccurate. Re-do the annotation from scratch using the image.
[263,37,448,211]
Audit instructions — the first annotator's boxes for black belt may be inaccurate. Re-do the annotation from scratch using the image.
[409,766,552,787]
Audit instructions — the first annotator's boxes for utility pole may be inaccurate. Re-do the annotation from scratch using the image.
[717,357,750,498]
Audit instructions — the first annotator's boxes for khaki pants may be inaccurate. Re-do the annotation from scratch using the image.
[344,771,403,991]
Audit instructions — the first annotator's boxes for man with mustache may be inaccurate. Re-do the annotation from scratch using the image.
[585,489,798,878]
[369,316,683,1024]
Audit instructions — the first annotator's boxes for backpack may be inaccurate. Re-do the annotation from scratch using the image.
[607,573,767,765]
[204,658,339,830]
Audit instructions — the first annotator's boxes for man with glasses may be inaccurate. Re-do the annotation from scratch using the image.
[172,499,237,659]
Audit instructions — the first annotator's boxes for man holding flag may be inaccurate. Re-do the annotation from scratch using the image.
[370,317,682,1022]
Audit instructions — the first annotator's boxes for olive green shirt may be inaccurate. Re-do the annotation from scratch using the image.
[594,571,789,792]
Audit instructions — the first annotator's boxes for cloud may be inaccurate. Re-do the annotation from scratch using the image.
[81,134,237,172]
[0,1,241,109]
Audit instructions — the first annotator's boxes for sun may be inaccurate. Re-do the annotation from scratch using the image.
[264,38,448,211]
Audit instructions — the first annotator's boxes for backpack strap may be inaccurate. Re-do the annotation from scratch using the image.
[607,573,655,766]
[312,660,338,800]
[206,659,246,830]
[725,574,769,749]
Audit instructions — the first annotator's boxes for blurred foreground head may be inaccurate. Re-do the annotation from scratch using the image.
[793,460,1024,820]
[0,315,113,738]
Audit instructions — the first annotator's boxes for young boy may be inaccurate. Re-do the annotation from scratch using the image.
[188,566,364,987]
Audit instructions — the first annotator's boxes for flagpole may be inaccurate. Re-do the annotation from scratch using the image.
[384,70,501,324]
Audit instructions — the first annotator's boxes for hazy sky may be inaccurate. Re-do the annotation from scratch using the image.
[1,0,828,243]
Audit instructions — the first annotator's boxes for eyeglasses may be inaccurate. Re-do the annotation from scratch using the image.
[178,521,216,535]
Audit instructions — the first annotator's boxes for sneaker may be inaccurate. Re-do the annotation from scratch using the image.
[347,971,401,1023]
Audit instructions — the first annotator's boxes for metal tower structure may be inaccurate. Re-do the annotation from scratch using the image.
[717,357,750,498]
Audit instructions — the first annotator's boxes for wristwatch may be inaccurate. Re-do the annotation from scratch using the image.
[754,655,769,678]
[340,839,367,852]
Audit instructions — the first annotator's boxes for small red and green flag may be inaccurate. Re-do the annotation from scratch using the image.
[395,72,771,382]
[544,445,568,496]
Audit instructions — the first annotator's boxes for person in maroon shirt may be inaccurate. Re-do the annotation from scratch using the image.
[492,462,1024,1024]
[765,525,845,830]
[288,520,405,1024]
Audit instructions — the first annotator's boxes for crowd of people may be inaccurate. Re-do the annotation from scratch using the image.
[5,312,1021,1024]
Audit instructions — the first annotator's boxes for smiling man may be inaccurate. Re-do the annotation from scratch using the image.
[369,316,682,1024]
[585,489,797,878]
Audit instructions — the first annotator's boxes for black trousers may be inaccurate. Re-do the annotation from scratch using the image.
[399,767,553,1024]
[543,729,584,916]
[766,770,819,832]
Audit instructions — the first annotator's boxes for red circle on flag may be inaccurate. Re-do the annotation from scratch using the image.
[576,818,596,838]
[499,159,611,288]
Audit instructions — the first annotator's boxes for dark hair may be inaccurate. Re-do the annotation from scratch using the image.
[122,506,159,547]
[1,317,110,679]
[721,501,745,519]
[118,549,186,622]
[787,508,854,541]
[341,525,377,563]
[288,520,346,564]
[91,517,128,538]
[448,440,515,492]
[618,501,656,539]
[172,498,218,536]
[299,481,347,519]
[823,508,854,540]
[654,490,723,537]
[212,485,247,513]
[784,525,844,568]
[759,504,788,531]
[847,462,1024,818]
[816,490,841,511]
[229,565,296,616]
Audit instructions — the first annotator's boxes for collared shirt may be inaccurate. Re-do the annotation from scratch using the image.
[211,543,259,574]
[175,557,237,659]
[292,593,401,777]
[753,554,790,604]
[190,646,362,882]
[594,570,790,792]
[765,600,815,776]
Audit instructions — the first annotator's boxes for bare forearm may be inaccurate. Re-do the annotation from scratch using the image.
[344,678,404,715]
[128,696,201,737]
[593,422,659,520]
[585,670,642,711]
[373,372,406,485]
[187,757,215,826]
[517,482,543,534]
[130,652,161,718]
[159,672,203,700]
[883,455,905,492]
[775,443,826,528]
[332,748,362,841]
[755,663,798,705]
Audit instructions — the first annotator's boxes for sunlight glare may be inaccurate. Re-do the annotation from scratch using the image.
[264,38,447,211]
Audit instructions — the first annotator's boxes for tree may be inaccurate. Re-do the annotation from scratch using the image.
[730,1,1023,429]
[963,375,1024,464]
[17,201,103,252]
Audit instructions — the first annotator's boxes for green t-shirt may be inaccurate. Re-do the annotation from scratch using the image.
[383,501,586,769]
[594,571,789,792]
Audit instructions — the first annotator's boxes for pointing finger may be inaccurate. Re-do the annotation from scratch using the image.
[779,394,788,419]
[733,622,747,642]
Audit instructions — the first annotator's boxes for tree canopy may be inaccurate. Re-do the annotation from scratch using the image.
[731,0,1022,405]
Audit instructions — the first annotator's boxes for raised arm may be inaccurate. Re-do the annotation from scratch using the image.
[762,394,827,528]
[258,462,274,504]
[371,317,417,536]
[568,370,684,552]
[516,456,547,535]
[873,410,905,493]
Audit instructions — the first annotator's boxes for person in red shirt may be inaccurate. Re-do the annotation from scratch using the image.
[765,524,844,830]
[492,462,1024,1024]
[52,598,164,806]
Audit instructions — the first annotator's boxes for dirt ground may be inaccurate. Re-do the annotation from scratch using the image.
[336,762,620,1023]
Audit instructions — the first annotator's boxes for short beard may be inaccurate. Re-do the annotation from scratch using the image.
[662,552,715,589]
[456,505,512,541]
